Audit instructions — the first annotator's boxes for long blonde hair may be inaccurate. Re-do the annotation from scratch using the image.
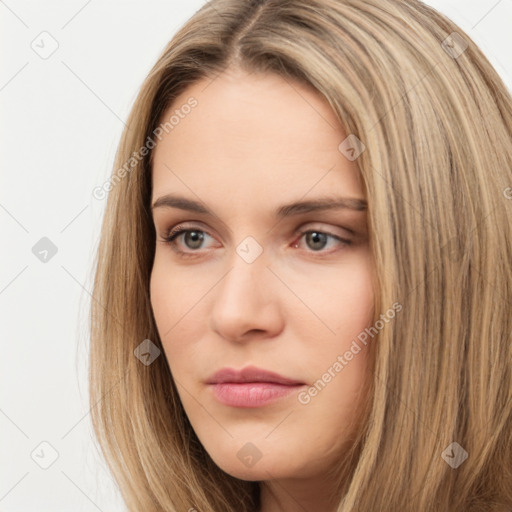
[89,0,512,510]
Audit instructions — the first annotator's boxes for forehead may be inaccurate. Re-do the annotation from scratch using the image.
[151,67,364,207]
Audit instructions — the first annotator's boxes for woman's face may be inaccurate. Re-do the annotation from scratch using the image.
[150,67,374,486]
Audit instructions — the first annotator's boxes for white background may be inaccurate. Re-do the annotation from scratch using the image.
[1,1,511,510]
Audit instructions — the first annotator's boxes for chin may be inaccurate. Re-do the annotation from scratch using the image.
[206,446,299,482]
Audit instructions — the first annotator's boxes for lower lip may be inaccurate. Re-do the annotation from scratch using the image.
[209,382,304,408]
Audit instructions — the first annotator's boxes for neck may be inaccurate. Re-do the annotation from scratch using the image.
[258,475,342,512]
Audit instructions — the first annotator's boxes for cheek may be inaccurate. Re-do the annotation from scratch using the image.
[286,256,375,337]
[339,257,374,325]
[149,259,207,364]
[149,264,169,331]
[333,268,374,332]
[149,254,194,329]
[292,258,374,401]
[149,262,182,354]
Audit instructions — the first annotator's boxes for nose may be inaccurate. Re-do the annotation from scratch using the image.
[209,248,283,343]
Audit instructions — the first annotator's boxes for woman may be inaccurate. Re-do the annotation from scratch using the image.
[89,0,512,510]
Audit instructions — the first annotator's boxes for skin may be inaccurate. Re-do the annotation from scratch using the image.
[150,66,375,512]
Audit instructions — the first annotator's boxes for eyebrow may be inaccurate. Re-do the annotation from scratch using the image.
[151,194,367,217]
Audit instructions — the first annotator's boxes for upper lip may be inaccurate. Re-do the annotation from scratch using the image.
[206,365,305,385]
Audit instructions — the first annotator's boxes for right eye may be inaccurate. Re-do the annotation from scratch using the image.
[160,225,218,257]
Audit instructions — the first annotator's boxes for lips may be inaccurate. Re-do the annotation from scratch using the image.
[206,365,305,386]
[206,365,306,407]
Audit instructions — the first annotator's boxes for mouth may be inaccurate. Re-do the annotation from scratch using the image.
[208,382,305,408]
[206,365,306,408]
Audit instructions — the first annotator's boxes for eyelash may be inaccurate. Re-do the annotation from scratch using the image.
[160,224,353,258]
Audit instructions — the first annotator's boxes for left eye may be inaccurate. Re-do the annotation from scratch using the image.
[161,227,352,255]
[297,230,351,252]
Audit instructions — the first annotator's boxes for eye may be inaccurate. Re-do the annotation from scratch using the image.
[162,226,216,255]
[159,224,353,258]
[294,230,352,253]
